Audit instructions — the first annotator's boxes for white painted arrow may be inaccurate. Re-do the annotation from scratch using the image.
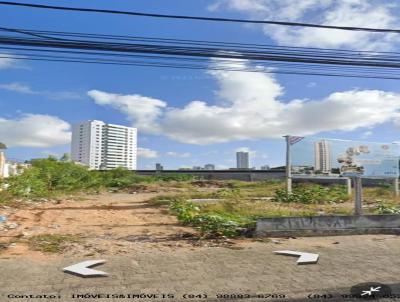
[274,250,319,264]
[63,260,108,277]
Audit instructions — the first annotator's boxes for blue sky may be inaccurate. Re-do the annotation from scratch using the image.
[1,0,400,169]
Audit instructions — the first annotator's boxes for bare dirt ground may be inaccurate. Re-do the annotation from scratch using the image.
[2,192,400,301]
[1,191,399,259]
[0,192,203,258]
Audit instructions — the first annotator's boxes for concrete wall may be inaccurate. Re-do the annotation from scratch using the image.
[256,214,400,237]
[136,170,286,181]
[293,176,395,187]
[136,170,395,187]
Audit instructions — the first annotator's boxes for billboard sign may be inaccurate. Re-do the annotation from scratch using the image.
[290,137,399,178]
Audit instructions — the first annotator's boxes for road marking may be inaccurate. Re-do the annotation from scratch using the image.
[63,260,108,277]
[274,250,319,264]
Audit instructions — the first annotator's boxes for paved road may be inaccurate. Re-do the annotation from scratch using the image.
[1,235,400,302]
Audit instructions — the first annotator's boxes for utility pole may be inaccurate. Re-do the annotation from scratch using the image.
[394,177,399,197]
[284,135,292,194]
[353,176,363,215]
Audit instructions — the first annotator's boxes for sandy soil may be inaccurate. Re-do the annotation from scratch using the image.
[0,192,202,258]
[1,191,399,261]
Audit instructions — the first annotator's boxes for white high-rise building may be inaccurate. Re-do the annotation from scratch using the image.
[314,139,331,174]
[71,120,137,170]
[236,152,249,169]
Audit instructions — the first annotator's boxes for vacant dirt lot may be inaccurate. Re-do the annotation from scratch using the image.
[1,192,400,301]
[0,192,207,258]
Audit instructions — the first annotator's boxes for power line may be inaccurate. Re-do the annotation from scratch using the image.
[1,1,400,34]
[3,54,400,80]
[4,26,400,58]
[2,35,400,68]
[2,26,400,80]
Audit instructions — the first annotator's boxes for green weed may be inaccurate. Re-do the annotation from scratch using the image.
[28,234,81,253]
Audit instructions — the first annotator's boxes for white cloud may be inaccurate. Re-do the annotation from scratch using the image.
[0,114,71,147]
[166,151,191,158]
[137,147,158,158]
[88,59,400,145]
[208,0,399,50]
[0,82,82,100]
[361,130,373,138]
[0,54,18,69]
[0,83,34,93]
[87,90,166,134]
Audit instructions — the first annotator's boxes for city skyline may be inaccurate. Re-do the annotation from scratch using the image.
[1,1,400,170]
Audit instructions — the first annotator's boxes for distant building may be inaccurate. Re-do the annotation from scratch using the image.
[3,161,30,178]
[192,166,203,170]
[204,164,215,170]
[0,151,5,178]
[71,120,137,170]
[236,152,249,169]
[0,152,30,178]
[156,163,163,171]
[260,165,270,170]
[314,140,331,174]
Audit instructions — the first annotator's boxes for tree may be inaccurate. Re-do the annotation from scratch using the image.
[0,142,7,150]
[60,153,70,162]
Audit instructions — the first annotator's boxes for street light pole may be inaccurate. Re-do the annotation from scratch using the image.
[284,135,292,194]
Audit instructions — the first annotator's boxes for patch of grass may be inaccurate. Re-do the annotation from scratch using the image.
[273,184,349,204]
[148,181,400,238]
[28,234,81,253]
[363,186,397,200]
[149,192,212,205]
[0,190,15,206]
[375,201,400,214]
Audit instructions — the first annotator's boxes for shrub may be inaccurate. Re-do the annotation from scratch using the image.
[98,167,149,188]
[192,214,240,237]
[376,202,400,214]
[2,158,154,198]
[169,199,241,237]
[170,198,200,223]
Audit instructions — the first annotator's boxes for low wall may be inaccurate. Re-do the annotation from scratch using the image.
[292,176,394,187]
[256,214,400,237]
[136,170,395,186]
[136,170,285,181]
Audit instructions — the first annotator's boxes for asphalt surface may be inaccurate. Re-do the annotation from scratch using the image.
[1,235,400,302]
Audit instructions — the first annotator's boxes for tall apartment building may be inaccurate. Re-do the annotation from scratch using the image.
[314,139,331,174]
[236,152,249,169]
[71,120,137,170]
